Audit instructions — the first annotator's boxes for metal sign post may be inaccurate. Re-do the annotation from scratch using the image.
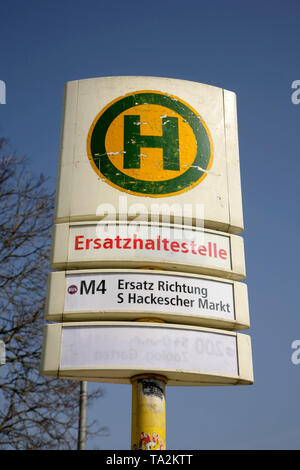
[0,340,5,375]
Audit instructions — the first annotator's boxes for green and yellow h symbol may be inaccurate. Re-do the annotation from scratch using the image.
[123,115,180,171]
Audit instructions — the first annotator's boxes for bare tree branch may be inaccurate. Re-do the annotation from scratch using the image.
[0,140,107,450]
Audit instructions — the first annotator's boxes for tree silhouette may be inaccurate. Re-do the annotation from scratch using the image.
[0,139,107,449]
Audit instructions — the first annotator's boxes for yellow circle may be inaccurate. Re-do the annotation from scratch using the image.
[87,90,213,198]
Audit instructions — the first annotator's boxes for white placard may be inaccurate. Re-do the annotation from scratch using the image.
[64,272,235,322]
[69,223,230,269]
[60,325,238,377]
[40,322,254,385]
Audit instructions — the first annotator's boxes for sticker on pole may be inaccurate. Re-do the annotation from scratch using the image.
[87,90,213,197]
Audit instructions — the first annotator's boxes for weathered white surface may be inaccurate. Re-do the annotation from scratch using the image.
[54,76,243,233]
[40,322,253,386]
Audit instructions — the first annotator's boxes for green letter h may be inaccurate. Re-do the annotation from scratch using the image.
[123,115,180,171]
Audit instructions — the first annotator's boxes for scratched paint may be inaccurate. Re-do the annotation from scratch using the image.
[131,376,166,450]
[87,90,213,198]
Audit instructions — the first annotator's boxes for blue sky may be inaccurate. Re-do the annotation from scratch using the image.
[1,0,300,449]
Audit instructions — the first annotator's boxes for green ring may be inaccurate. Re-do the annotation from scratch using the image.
[89,92,211,196]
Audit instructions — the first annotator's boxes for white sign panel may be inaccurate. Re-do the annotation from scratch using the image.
[40,322,253,386]
[50,222,246,280]
[54,76,243,233]
[0,340,5,366]
[46,269,249,330]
